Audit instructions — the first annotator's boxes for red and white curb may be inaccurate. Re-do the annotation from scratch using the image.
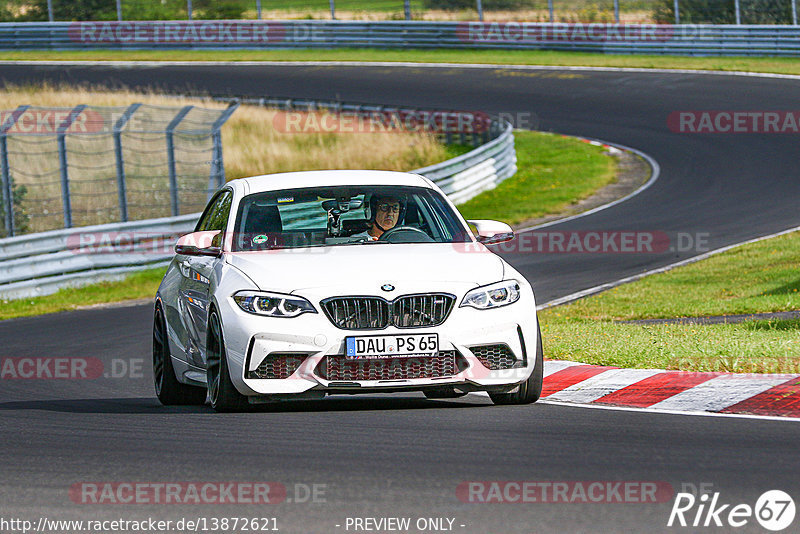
[540,360,800,419]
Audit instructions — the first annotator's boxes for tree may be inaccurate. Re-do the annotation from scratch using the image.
[653,0,792,24]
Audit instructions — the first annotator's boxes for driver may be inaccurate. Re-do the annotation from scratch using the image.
[352,194,405,241]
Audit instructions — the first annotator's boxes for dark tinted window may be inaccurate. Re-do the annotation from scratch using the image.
[232,185,470,251]
[196,190,233,232]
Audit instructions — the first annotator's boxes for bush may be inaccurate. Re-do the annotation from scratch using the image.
[653,0,793,24]
[0,178,29,236]
[195,0,247,20]
[0,5,14,22]
[122,0,187,21]
[24,0,117,21]
[16,0,187,22]
[423,0,539,10]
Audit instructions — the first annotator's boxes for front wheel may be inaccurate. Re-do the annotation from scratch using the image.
[206,310,249,412]
[489,323,544,406]
[153,305,207,406]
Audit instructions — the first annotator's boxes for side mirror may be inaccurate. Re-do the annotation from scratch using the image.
[174,231,222,257]
[468,220,515,245]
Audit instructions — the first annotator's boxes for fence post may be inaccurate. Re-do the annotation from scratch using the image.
[330,0,335,20]
[113,103,141,223]
[404,0,411,20]
[734,0,741,24]
[187,0,193,21]
[614,0,619,23]
[47,0,53,21]
[0,106,29,238]
[116,0,122,21]
[674,0,679,24]
[55,105,87,229]
[548,0,554,22]
[166,106,193,217]
[793,0,797,25]
[476,0,483,21]
[208,102,239,196]
[256,0,262,19]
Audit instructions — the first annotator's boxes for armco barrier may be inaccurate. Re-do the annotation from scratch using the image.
[2,21,800,56]
[0,103,515,300]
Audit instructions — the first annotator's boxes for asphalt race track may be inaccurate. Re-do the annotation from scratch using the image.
[1,63,800,532]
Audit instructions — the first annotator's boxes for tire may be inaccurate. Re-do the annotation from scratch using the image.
[424,386,468,399]
[206,310,249,413]
[489,323,544,406]
[153,305,207,406]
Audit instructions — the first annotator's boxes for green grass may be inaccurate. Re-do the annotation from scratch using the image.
[457,131,616,225]
[548,230,800,321]
[540,317,800,374]
[0,266,165,321]
[4,49,800,76]
[540,230,800,373]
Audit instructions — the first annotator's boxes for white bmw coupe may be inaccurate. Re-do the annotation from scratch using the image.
[153,170,543,411]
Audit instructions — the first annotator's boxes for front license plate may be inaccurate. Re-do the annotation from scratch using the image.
[345,333,439,359]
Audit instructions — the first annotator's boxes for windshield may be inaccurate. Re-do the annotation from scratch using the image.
[231,185,472,251]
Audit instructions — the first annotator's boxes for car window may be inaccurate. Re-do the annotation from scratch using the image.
[232,185,470,251]
[196,190,233,233]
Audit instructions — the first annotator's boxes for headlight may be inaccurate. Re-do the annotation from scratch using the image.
[460,280,521,310]
[232,290,317,318]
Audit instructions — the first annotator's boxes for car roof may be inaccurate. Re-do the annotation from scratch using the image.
[232,170,432,195]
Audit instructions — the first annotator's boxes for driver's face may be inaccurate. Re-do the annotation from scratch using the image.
[375,199,400,231]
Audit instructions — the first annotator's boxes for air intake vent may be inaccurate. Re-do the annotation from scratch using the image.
[321,293,455,330]
[316,350,461,381]
[470,344,521,370]
[246,354,307,379]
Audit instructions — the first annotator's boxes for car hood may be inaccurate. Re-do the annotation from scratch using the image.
[225,242,505,295]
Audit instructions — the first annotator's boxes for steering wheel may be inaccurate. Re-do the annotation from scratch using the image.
[378,226,434,243]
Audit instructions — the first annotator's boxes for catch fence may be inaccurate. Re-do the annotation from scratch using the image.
[0,102,238,237]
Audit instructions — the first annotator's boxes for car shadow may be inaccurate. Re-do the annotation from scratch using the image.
[0,395,492,415]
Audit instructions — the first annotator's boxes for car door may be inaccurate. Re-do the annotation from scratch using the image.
[176,189,232,368]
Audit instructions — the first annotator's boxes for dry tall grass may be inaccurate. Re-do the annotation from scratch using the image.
[223,109,449,179]
[1,85,448,178]
[244,8,655,23]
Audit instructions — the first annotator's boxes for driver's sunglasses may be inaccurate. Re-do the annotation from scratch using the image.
[377,203,401,214]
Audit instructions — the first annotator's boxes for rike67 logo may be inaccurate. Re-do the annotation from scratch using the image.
[668,488,795,531]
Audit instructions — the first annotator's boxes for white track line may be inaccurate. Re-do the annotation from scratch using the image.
[540,399,800,422]
[542,360,585,377]
[538,223,800,309]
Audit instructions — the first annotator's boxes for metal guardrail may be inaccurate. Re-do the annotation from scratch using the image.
[2,21,800,55]
[0,100,515,301]
[0,213,199,301]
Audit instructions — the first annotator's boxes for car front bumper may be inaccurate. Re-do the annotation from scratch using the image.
[217,285,539,398]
